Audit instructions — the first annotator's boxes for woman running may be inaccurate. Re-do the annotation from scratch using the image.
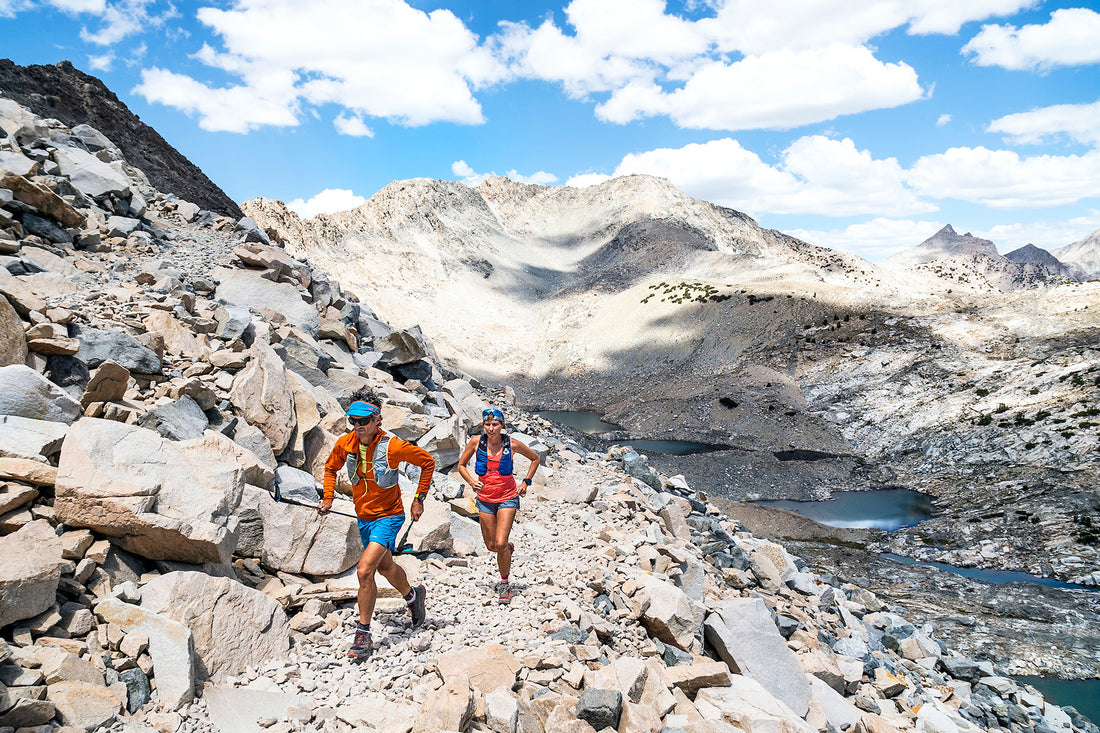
[456,407,540,603]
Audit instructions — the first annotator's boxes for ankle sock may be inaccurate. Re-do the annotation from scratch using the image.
[356,622,370,632]
[500,575,509,585]
[404,590,415,604]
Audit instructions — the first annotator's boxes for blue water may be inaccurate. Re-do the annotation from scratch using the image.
[756,489,934,530]
[534,411,725,454]
[881,553,1096,591]
[1017,676,1099,724]
[535,410,623,433]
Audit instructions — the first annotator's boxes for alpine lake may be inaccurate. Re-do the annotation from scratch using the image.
[533,410,1098,721]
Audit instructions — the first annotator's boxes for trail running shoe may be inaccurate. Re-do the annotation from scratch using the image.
[508,541,514,553]
[498,582,513,604]
[348,627,373,661]
[408,584,426,627]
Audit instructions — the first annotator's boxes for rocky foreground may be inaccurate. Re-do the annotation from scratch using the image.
[1,96,1098,733]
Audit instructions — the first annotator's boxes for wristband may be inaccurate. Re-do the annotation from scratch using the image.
[414,493,426,501]
[522,478,532,486]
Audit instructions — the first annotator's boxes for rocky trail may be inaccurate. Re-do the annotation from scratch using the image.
[1,91,1099,733]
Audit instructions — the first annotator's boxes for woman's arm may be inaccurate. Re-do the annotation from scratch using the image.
[511,439,540,495]
[456,437,481,490]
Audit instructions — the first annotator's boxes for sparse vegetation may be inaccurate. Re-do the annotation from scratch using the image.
[976,388,989,397]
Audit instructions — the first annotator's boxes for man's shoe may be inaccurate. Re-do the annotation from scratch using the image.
[408,584,426,627]
[498,582,513,604]
[348,627,372,661]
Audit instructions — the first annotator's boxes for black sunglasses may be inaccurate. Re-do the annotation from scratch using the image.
[349,416,375,426]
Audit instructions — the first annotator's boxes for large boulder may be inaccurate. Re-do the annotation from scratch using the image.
[94,597,195,710]
[0,520,65,628]
[694,675,816,733]
[236,482,360,576]
[376,325,433,367]
[229,339,297,456]
[703,597,811,717]
[214,268,320,337]
[48,681,122,731]
[633,574,703,651]
[0,415,68,462]
[137,395,209,441]
[0,364,81,423]
[0,266,47,317]
[139,571,290,683]
[436,643,520,695]
[54,419,244,565]
[0,172,84,228]
[143,310,213,359]
[52,145,130,199]
[68,323,162,375]
[0,291,27,367]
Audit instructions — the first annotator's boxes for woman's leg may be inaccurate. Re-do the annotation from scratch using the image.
[479,510,499,551]
[494,507,517,578]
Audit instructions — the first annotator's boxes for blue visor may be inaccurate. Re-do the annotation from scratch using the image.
[347,401,381,418]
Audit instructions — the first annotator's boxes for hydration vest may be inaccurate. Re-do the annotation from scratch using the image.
[475,434,513,476]
[344,434,398,489]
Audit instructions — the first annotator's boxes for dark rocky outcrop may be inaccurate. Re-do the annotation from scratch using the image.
[0,60,241,218]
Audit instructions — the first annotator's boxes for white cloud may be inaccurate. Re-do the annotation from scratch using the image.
[132,67,300,133]
[981,210,1100,252]
[907,146,1100,208]
[78,0,174,46]
[613,136,935,217]
[937,113,952,126]
[286,188,366,219]
[50,0,106,11]
[133,0,509,134]
[452,160,557,186]
[702,0,1035,54]
[597,45,924,130]
[789,218,946,261]
[566,172,612,188]
[962,8,1100,70]
[987,99,1100,146]
[87,52,114,71]
[333,113,374,137]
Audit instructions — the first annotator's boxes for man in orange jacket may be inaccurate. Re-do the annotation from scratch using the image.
[321,398,435,661]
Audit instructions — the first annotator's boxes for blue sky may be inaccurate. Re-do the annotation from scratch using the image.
[2,0,1099,261]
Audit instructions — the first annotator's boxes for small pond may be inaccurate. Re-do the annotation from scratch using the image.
[1016,676,1099,724]
[534,410,724,455]
[881,553,1097,592]
[755,489,934,531]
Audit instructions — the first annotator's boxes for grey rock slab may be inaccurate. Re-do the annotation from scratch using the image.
[204,684,305,733]
[93,597,195,710]
[139,571,290,683]
[68,323,162,375]
[52,146,130,199]
[633,574,703,651]
[703,596,811,717]
[0,519,65,628]
[229,339,297,456]
[0,364,81,423]
[694,675,816,733]
[576,687,622,731]
[214,267,319,337]
[236,484,360,576]
[0,697,56,728]
[54,418,244,565]
[0,290,28,367]
[807,674,862,731]
[136,394,209,441]
[0,414,68,461]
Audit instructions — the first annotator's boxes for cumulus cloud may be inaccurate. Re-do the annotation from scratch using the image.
[962,8,1100,70]
[286,188,366,219]
[566,172,613,188]
[129,0,507,133]
[133,67,300,133]
[452,160,557,187]
[78,0,175,46]
[987,99,1100,146]
[87,52,114,71]
[789,218,946,262]
[982,210,1100,252]
[937,113,952,126]
[612,136,935,217]
[597,45,924,130]
[334,113,374,137]
[906,146,1100,208]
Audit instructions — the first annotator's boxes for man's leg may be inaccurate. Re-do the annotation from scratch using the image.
[356,541,392,625]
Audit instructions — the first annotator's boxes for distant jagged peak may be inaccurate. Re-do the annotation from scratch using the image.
[1004,243,1064,269]
[916,224,999,258]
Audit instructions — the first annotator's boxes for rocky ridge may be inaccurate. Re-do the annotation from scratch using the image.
[2,95,1096,733]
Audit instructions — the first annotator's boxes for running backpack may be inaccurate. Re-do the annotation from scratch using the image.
[475,433,513,476]
[344,434,399,488]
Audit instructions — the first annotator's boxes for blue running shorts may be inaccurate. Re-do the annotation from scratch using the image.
[475,496,520,515]
[357,514,406,551]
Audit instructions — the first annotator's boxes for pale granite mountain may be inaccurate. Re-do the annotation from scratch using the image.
[1054,227,1100,280]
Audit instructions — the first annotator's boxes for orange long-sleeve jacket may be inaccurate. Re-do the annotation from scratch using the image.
[322,429,435,520]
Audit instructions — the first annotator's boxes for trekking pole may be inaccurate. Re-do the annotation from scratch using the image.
[393,518,415,556]
[268,475,359,519]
